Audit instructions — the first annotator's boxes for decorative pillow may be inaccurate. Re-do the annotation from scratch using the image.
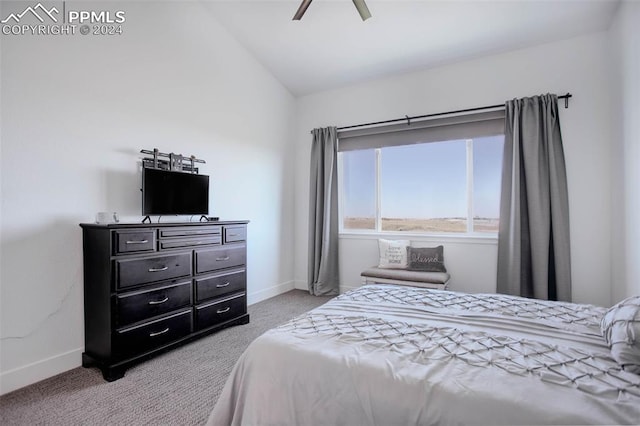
[377,239,410,269]
[407,246,447,273]
[601,295,640,374]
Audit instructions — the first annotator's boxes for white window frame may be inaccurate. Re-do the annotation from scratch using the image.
[338,137,500,239]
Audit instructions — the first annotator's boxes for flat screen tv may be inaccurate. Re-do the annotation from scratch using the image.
[142,168,209,216]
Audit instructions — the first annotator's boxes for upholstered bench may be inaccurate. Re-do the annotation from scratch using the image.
[361,267,450,290]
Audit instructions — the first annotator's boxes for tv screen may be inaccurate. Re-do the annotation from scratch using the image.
[142,168,209,215]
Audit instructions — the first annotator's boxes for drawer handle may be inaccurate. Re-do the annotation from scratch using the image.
[216,282,230,288]
[148,266,169,272]
[216,307,230,314]
[228,233,239,237]
[148,297,169,305]
[149,327,169,337]
[216,256,230,261]
[126,240,149,244]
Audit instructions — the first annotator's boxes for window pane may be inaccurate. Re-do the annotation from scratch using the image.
[473,135,504,232]
[380,141,467,232]
[341,149,376,230]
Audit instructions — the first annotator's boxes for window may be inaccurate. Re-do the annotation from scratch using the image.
[341,149,376,230]
[472,136,504,232]
[338,111,505,235]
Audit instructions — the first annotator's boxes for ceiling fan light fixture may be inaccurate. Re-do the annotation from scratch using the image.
[352,0,372,21]
[293,0,372,21]
[293,0,313,20]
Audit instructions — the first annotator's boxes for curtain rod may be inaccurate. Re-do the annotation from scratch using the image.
[335,93,572,131]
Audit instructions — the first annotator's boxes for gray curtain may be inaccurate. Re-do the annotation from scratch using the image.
[308,127,339,296]
[497,94,571,301]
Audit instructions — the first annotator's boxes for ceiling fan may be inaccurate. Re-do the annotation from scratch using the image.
[293,0,372,21]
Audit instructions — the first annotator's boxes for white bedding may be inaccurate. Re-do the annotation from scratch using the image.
[208,284,640,425]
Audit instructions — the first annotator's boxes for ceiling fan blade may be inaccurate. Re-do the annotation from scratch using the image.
[293,0,313,20]
[352,0,372,21]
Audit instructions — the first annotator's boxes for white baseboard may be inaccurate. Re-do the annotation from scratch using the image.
[1,281,296,396]
[293,280,307,291]
[294,280,360,295]
[0,347,83,396]
[340,283,360,293]
[247,280,295,305]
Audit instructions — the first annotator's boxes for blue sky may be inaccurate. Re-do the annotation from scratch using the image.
[341,136,504,219]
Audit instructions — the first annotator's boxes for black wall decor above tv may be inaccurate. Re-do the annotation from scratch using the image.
[142,167,209,215]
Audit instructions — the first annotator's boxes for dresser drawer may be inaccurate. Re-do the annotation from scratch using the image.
[159,226,221,239]
[116,253,192,289]
[116,309,192,358]
[116,281,192,326]
[115,230,156,254]
[195,294,246,330]
[159,236,221,251]
[195,245,246,274]
[195,269,245,303]
[224,226,246,243]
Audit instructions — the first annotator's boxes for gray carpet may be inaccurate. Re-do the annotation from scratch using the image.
[0,289,333,425]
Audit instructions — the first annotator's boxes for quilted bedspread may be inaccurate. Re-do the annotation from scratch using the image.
[208,284,640,425]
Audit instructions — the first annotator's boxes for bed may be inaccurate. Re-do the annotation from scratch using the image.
[208,284,640,425]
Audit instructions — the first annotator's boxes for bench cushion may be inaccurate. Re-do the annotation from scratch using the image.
[361,267,450,285]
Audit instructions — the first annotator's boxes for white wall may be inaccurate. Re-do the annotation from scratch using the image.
[294,33,613,306]
[0,2,296,394]
[609,0,640,302]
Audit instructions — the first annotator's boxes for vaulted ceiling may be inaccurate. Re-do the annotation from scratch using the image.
[204,0,619,96]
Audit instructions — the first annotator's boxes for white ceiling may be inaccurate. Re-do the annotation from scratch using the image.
[203,0,619,96]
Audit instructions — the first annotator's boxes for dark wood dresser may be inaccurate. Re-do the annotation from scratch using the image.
[79,221,249,381]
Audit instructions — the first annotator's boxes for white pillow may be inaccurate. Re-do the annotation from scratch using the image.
[601,295,640,374]
[377,239,410,269]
